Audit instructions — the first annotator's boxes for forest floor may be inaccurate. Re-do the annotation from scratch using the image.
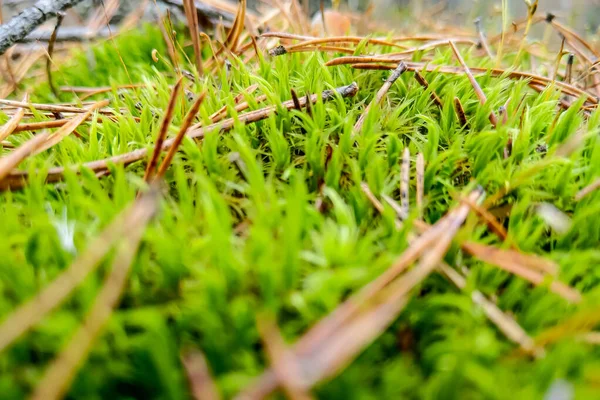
[0,1,600,399]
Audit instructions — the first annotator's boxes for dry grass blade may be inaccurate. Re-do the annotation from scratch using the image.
[183,0,204,75]
[257,315,313,400]
[448,40,498,126]
[575,178,600,201]
[353,61,406,133]
[0,93,28,141]
[438,263,542,357]
[462,242,581,303]
[0,131,50,182]
[156,91,207,178]
[416,152,424,217]
[33,100,110,155]
[181,350,221,400]
[144,78,183,182]
[31,189,159,400]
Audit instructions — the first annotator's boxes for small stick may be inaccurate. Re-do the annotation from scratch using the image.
[353,61,407,133]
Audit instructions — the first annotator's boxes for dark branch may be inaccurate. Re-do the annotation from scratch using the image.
[0,0,86,55]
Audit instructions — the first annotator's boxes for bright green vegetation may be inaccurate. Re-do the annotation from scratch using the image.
[1,23,600,399]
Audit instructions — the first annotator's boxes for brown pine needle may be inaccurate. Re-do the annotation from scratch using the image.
[225,0,247,52]
[360,182,385,213]
[0,131,50,182]
[290,88,302,111]
[413,70,443,108]
[0,99,113,114]
[144,78,183,182]
[156,91,207,178]
[239,189,482,398]
[282,36,407,51]
[367,186,541,357]
[438,263,542,357]
[474,17,495,60]
[0,194,149,352]
[181,350,222,400]
[31,189,159,400]
[335,60,597,104]
[535,308,600,347]
[353,61,406,133]
[448,40,498,127]
[208,83,259,122]
[462,242,581,303]
[0,93,28,141]
[453,97,468,127]
[416,152,424,217]
[400,147,410,218]
[575,178,600,201]
[257,315,313,400]
[1,83,358,191]
[183,0,204,75]
[46,11,65,99]
[460,196,508,241]
[33,100,110,155]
